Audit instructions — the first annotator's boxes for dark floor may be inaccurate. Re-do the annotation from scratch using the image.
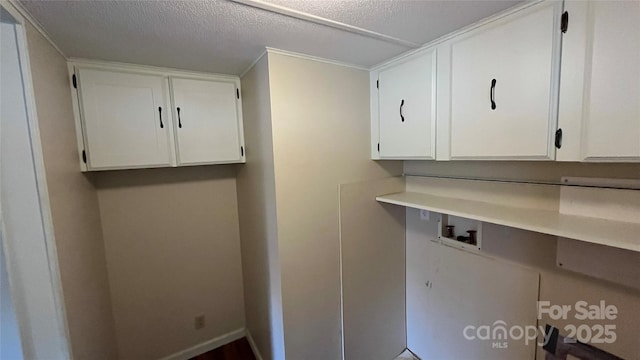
[190,338,256,360]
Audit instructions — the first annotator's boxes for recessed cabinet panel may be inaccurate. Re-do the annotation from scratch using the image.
[406,212,539,360]
[449,2,560,159]
[171,78,241,165]
[582,1,640,161]
[406,219,441,357]
[415,244,539,359]
[378,49,436,159]
[77,68,173,169]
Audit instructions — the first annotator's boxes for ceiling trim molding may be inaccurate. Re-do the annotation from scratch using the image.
[239,49,267,78]
[240,47,369,79]
[6,0,67,59]
[68,57,241,79]
[229,0,420,49]
[265,47,369,71]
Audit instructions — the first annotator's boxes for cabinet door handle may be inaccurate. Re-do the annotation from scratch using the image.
[490,79,497,110]
[400,99,405,122]
[158,107,164,128]
[177,107,182,128]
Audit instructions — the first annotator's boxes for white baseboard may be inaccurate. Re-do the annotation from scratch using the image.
[245,329,264,360]
[159,328,246,360]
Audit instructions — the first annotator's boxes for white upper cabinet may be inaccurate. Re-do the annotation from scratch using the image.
[75,68,174,170]
[70,62,245,171]
[557,1,640,162]
[171,77,243,165]
[447,1,562,160]
[371,1,566,161]
[376,48,437,159]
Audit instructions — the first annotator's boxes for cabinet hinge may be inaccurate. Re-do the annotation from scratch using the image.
[376,80,379,89]
[81,150,87,163]
[555,128,563,149]
[241,146,244,157]
[561,11,569,33]
[236,88,240,99]
[72,74,77,89]
[377,142,380,152]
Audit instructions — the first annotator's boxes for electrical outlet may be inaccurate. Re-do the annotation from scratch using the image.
[420,209,430,221]
[194,315,205,330]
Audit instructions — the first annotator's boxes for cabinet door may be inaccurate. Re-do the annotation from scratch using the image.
[449,2,561,159]
[560,1,640,161]
[77,68,173,170]
[378,49,436,159]
[170,78,242,165]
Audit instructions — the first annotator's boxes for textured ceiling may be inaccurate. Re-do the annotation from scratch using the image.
[266,0,523,45]
[19,0,521,75]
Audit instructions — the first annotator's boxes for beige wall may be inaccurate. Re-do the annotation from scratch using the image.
[267,52,403,360]
[237,54,286,360]
[404,160,640,182]
[339,178,406,359]
[94,166,245,360]
[25,22,118,360]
